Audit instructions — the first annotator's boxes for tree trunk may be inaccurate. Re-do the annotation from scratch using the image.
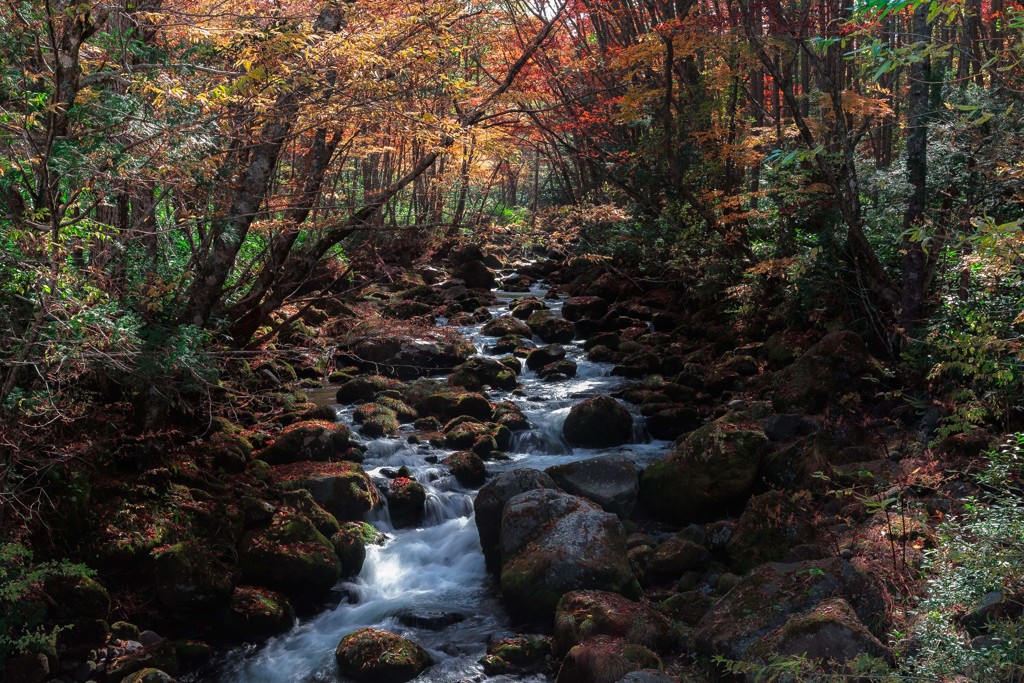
[899,1,932,333]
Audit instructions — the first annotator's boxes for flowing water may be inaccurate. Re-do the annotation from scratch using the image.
[205,283,670,682]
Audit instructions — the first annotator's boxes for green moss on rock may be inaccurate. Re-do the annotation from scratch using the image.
[335,628,430,683]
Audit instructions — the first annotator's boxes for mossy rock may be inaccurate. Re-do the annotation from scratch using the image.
[335,628,431,683]
[770,331,883,413]
[282,489,342,538]
[511,298,548,320]
[336,375,403,404]
[481,316,532,338]
[493,401,529,431]
[526,344,566,371]
[449,356,518,391]
[555,636,661,683]
[44,574,110,621]
[480,633,552,675]
[445,451,487,487]
[152,541,232,610]
[298,404,338,423]
[385,478,426,528]
[122,669,177,683]
[256,421,353,465]
[106,638,178,681]
[413,415,442,431]
[444,419,492,450]
[174,639,212,670]
[328,370,355,384]
[228,586,295,638]
[745,597,891,669]
[639,417,768,524]
[355,404,400,438]
[374,396,417,423]
[563,396,633,448]
[238,512,341,598]
[331,521,384,577]
[694,558,889,664]
[248,459,271,482]
[526,311,576,344]
[661,591,716,626]
[554,590,675,656]
[538,360,577,380]
[725,489,816,573]
[274,461,381,521]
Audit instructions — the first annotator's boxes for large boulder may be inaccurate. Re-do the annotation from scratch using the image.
[152,541,232,610]
[342,336,474,380]
[511,298,547,320]
[408,384,493,422]
[554,590,675,655]
[770,331,883,413]
[446,451,487,488]
[500,492,637,620]
[500,489,598,562]
[481,316,532,338]
[384,476,426,528]
[449,356,518,391]
[545,455,640,517]
[330,521,382,578]
[474,469,559,572]
[449,242,484,266]
[527,311,576,344]
[493,401,530,431]
[746,597,891,669]
[335,628,430,683]
[562,296,609,322]
[538,360,577,381]
[639,417,768,523]
[228,586,295,638]
[256,421,353,465]
[43,575,111,620]
[336,375,403,404]
[238,512,341,599]
[642,535,710,585]
[644,406,702,441]
[453,259,497,290]
[480,633,552,676]
[725,490,817,573]
[555,636,662,683]
[526,344,567,371]
[694,559,889,664]
[274,461,380,521]
[563,397,633,448]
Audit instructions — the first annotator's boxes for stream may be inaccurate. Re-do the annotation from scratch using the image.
[205,283,671,682]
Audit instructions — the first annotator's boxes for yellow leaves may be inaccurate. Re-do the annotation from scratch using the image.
[612,88,662,124]
[819,90,893,119]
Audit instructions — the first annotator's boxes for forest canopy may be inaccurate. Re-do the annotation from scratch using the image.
[2,0,1023,499]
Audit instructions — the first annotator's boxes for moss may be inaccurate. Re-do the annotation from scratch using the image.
[230,586,295,637]
[249,459,271,481]
[360,407,400,438]
[335,628,430,683]
[336,375,402,404]
[374,396,417,423]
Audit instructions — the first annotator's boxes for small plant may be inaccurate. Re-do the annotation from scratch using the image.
[899,433,1024,682]
[0,543,95,661]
